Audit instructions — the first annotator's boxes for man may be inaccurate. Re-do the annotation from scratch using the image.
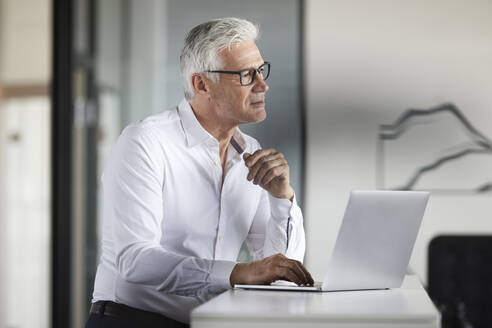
[86,17,313,328]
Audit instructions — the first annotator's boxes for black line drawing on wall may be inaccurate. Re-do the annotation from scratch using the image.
[377,103,492,193]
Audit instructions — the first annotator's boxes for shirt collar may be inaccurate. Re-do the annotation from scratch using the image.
[177,98,247,154]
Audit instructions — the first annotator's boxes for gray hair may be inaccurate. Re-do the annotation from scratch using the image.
[180,18,259,101]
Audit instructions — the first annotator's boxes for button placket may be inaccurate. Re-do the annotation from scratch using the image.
[205,139,223,259]
[205,139,222,186]
[210,139,241,259]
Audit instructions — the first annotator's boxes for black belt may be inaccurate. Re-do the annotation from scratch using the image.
[90,301,188,327]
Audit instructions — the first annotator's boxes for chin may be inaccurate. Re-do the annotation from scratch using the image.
[250,108,267,123]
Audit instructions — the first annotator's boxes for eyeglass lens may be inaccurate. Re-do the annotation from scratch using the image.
[240,63,270,86]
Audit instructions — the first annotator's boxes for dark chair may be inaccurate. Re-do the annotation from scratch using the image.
[428,235,492,328]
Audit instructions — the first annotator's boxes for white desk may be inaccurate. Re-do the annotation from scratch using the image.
[191,275,440,328]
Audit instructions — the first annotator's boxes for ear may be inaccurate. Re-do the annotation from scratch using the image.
[191,73,210,97]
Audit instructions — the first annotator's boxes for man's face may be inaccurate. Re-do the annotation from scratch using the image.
[208,40,269,125]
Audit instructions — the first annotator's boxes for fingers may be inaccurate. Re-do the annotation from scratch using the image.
[278,262,308,286]
[243,149,277,168]
[276,267,304,286]
[246,154,282,182]
[261,164,288,186]
[273,254,313,286]
[245,150,285,184]
[243,254,314,286]
[251,158,285,185]
[295,260,315,286]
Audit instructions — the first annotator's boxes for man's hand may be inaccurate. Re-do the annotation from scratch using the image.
[229,253,314,287]
[243,149,294,200]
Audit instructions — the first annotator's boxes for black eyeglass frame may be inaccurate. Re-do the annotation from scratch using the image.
[206,61,271,86]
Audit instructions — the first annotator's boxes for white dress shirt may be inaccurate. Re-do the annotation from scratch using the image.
[92,99,306,323]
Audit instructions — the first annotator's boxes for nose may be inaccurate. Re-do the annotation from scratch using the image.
[252,72,269,93]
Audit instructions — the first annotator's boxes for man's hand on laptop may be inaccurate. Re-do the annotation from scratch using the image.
[229,253,314,287]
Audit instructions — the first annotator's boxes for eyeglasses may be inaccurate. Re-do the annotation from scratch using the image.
[206,62,270,86]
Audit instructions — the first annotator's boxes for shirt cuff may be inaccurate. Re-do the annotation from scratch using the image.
[208,260,237,291]
[268,192,298,222]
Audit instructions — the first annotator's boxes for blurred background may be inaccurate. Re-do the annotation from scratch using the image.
[0,0,491,327]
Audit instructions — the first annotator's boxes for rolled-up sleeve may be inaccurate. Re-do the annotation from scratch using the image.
[105,125,236,297]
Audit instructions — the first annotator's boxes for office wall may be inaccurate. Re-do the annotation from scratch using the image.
[0,0,51,84]
[0,0,51,327]
[305,0,492,284]
[0,98,50,328]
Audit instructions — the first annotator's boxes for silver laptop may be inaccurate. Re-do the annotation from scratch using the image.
[235,190,430,292]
